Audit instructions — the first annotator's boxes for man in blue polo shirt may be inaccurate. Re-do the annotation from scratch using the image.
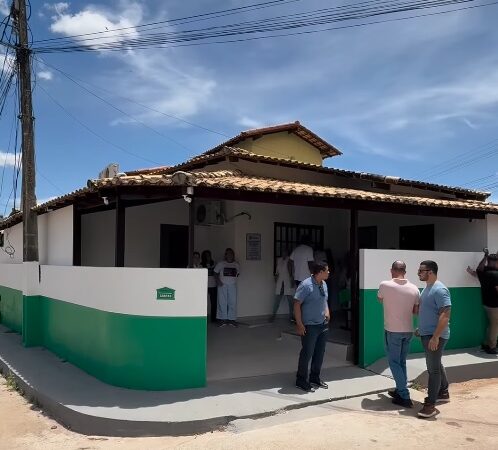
[417,260,452,419]
[294,262,330,392]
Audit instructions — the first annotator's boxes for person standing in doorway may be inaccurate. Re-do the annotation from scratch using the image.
[294,262,330,392]
[201,250,218,324]
[377,261,420,408]
[189,251,202,268]
[214,248,240,328]
[468,250,498,355]
[417,260,452,419]
[290,235,315,287]
[271,248,295,322]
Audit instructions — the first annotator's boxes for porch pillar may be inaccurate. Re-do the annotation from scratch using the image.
[72,205,81,266]
[350,208,359,365]
[188,196,195,267]
[115,195,125,267]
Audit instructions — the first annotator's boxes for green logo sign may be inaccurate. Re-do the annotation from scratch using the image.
[156,287,175,301]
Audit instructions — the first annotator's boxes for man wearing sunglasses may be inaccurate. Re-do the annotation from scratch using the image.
[417,260,452,419]
[294,262,331,392]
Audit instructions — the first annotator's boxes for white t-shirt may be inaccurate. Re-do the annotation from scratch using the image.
[377,278,420,332]
[290,244,314,282]
[214,261,240,286]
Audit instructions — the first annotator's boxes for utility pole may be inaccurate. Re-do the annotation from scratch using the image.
[13,0,38,261]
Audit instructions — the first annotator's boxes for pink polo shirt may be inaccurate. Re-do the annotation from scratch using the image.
[377,278,420,332]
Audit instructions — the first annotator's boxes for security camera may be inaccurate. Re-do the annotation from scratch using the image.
[182,195,192,203]
[102,196,109,205]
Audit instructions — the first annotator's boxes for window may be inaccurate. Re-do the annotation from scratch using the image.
[274,222,324,266]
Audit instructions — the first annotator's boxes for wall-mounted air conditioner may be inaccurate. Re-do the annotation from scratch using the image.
[195,200,225,226]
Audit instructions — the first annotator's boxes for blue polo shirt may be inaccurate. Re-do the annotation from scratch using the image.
[418,280,451,339]
[295,277,328,325]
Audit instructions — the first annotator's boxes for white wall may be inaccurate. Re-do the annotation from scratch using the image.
[487,214,498,252]
[46,206,73,265]
[81,209,115,267]
[360,249,482,289]
[359,211,486,251]
[39,265,207,317]
[0,262,23,289]
[0,222,22,264]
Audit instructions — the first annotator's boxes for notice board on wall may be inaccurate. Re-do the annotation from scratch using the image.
[246,233,261,260]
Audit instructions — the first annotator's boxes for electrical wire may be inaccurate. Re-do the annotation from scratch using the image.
[31,0,496,54]
[36,83,162,166]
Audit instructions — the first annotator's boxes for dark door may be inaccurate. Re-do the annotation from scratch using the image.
[160,224,189,268]
[358,226,377,249]
[399,224,434,250]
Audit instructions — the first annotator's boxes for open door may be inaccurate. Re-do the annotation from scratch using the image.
[160,224,189,268]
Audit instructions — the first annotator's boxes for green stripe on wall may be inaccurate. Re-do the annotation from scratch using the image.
[359,287,486,368]
[0,285,23,333]
[24,296,207,391]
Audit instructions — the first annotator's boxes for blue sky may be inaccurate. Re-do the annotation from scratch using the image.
[1,0,498,213]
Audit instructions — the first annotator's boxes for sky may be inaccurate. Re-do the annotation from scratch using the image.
[1,0,498,214]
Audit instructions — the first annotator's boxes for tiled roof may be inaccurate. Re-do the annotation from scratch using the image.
[147,146,489,201]
[2,169,497,231]
[202,121,342,159]
[88,170,498,213]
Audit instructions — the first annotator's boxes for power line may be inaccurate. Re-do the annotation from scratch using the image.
[31,0,496,54]
[36,83,161,166]
[33,0,302,44]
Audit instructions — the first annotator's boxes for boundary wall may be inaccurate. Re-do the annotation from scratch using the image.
[359,250,485,367]
[0,263,207,390]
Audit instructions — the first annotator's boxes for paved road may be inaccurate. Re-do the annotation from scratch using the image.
[1,376,497,449]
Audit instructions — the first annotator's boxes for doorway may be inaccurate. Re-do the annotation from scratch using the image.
[399,224,435,250]
[160,224,189,268]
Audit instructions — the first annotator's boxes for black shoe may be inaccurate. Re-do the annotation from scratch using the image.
[218,321,227,328]
[392,396,413,408]
[388,389,400,399]
[437,390,450,403]
[485,347,498,355]
[481,343,490,351]
[228,321,238,328]
[296,381,315,392]
[310,379,328,389]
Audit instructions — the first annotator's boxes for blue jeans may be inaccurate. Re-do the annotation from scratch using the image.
[421,335,449,404]
[296,323,328,383]
[217,284,237,321]
[384,331,413,400]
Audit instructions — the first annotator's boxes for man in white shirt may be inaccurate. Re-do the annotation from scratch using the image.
[290,236,314,287]
[378,260,420,408]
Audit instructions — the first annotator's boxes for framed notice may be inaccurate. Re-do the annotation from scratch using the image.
[246,233,261,260]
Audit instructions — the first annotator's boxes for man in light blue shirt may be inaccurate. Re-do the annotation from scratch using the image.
[294,262,330,393]
[417,260,452,419]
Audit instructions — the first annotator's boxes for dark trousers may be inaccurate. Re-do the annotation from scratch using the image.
[208,287,218,322]
[421,335,449,404]
[296,323,328,383]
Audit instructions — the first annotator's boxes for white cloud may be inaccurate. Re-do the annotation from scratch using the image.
[0,151,19,167]
[48,2,216,121]
[0,0,9,16]
[38,70,53,81]
[237,117,265,129]
[43,2,70,17]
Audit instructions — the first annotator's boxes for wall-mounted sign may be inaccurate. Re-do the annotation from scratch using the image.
[156,287,176,300]
[246,233,261,260]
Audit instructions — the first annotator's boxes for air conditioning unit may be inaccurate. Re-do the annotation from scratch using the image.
[98,163,119,179]
[195,200,225,226]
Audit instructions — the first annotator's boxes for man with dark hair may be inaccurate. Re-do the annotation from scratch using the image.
[294,262,330,392]
[378,261,420,408]
[417,260,452,418]
[469,250,498,355]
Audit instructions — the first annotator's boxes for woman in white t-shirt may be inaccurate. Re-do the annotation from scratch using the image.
[201,250,217,323]
[214,248,240,327]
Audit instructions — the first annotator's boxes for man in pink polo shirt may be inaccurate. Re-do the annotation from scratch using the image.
[378,260,420,408]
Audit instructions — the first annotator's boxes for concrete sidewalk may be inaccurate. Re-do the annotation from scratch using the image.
[0,325,496,437]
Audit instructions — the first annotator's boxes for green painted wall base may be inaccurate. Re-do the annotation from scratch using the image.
[359,287,486,367]
[0,285,23,333]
